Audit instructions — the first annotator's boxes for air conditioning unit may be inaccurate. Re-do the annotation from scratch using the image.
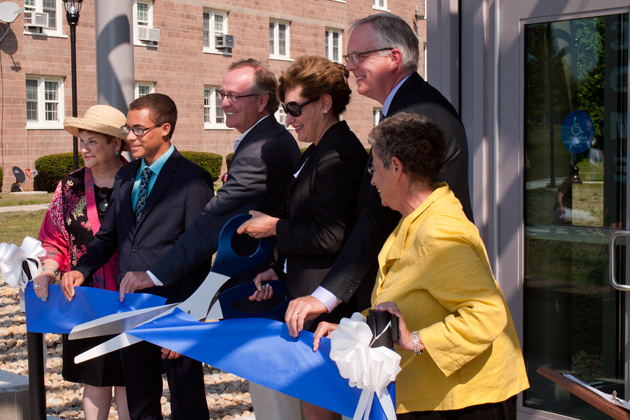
[24,11,49,28]
[215,34,234,49]
[137,26,160,43]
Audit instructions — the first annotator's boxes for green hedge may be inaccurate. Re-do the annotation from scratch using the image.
[34,151,222,192]
[34,153,84,192]
[180,151,222,182]
[226,152,234,170]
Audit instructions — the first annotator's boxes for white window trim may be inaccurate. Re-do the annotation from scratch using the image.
[325,28,343,63]
[275,106,289,128]
[26,75,65,130]
[133,0,157,47]
[373,108,382,127]
[23,0,65,38]
[328,0,346,3]
[203,9,231,55]
[269,20,291,61]
[135,81,155,99]
[204,87,228,130]
[372,0,388,12]
[423,42,427,80]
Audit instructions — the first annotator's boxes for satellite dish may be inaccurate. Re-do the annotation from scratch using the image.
[0,2,22,24]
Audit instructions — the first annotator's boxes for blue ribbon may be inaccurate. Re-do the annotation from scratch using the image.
[25,284,394,418]
[24,213,395,418]
[25,285,166,334]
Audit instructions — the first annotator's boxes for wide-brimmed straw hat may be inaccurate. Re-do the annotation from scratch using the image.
[64,105,130,151]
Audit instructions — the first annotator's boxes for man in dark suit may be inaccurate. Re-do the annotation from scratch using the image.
[61,93,214,420]
[285,13,474,337]
[116,60,302,419]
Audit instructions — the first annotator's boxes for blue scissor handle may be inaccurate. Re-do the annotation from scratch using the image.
[212,214,272,278]
[218,280,288,321]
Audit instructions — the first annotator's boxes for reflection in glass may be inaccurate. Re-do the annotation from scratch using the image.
[524,14,628,419]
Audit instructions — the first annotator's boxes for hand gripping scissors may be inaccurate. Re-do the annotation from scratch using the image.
[69,213,271,363]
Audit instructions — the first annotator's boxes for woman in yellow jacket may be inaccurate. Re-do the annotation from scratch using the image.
[314,112,529,420]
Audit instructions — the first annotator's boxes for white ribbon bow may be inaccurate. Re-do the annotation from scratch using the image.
[0,236,45,288]
[329,312,401,420]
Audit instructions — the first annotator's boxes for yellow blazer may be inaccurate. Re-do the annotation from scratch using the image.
[371,184,529,413]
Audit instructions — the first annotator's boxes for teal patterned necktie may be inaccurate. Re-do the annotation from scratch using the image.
[135,167,152,222]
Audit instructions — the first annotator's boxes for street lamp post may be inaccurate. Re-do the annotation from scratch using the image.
[26,3,84,419]
[64,0,83,170]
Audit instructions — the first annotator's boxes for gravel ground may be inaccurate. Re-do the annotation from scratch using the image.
[0,282,254,420]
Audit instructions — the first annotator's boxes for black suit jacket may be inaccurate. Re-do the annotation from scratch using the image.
[320,73,473,308]
[275,121,367,300]
[74,148,214,303]
[150,115,300,286]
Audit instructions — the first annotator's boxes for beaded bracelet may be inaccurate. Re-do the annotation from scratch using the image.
[412,331,423,355]
[42,267,59,277]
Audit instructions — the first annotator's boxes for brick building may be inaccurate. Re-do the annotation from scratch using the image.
[0,0,425,192]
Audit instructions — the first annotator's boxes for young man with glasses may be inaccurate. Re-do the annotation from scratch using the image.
[63,93,214,420]
[285,13,474,340]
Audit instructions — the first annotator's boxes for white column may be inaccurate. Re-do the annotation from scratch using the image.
[95,0,134,113]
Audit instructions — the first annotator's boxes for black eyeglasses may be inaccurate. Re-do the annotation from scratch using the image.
[343,48,394,64]
[121,124,164,137]
[218,90,259,102]
[282,98,319,118]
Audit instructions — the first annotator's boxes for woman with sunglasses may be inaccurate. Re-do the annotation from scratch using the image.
[238,55,367,420]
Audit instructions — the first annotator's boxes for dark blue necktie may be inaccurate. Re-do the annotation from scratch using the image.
[135,167,152,222]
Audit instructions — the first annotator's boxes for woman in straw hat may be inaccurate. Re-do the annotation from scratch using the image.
[31,105,131,420]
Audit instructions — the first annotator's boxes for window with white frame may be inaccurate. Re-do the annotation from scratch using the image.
[373,0,387,11]
[204,87,225,128]
[135,82,155,99]
[133,0,159,46]
[373,108,383,127]
[275,106,288,128]
[325,29,342,63]
[23,0,63,36]
[269,20,290,60]
[203,10,230,54]
[26,76,64,129]
[423,42,427,79]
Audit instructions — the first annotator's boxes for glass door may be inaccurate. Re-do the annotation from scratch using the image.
[523,14,628,419]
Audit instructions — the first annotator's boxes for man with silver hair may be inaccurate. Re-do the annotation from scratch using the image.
[285,13,473,338]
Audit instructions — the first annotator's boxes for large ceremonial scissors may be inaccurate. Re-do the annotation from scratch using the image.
[69,213,272,363]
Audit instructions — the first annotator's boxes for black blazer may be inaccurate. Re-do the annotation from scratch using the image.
[275,121,367,300]
[74,148,214,303]
[150,115,301,286]
[320,73,473,308]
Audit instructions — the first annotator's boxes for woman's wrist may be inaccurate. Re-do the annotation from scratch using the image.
[41,267,58,282]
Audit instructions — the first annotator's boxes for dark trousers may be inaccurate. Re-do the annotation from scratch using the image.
[397,395,517,420]
[120,340,209,420]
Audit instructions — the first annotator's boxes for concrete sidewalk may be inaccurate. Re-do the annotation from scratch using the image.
[0,203,49,213]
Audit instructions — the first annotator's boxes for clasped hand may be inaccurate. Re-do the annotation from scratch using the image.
[236,210,278,239]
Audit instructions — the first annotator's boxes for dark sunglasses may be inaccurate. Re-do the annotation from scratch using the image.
[281,97,319,118]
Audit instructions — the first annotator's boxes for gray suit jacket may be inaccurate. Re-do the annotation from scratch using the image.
[150,115,300,285]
